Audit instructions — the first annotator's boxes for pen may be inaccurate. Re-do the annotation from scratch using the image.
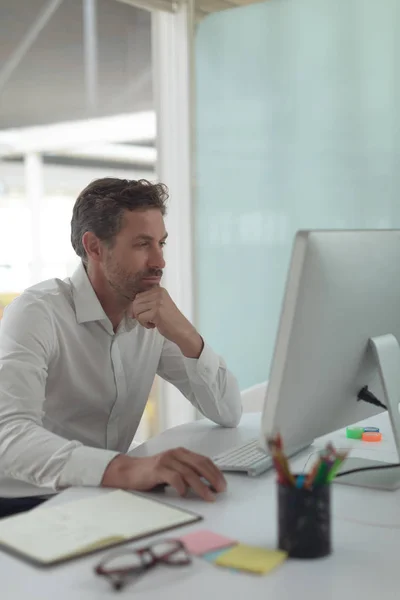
[268,436,349,488]
[296,474,306,489]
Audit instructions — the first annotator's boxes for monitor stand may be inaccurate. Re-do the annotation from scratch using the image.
[335,334,400,491]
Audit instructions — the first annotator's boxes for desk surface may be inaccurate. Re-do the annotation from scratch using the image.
[2,412,400,600]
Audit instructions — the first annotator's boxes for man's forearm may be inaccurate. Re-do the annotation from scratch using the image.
[175,329,204,359]
[0,415,120,490]
[183,344,242,427]
[158,338,242,428]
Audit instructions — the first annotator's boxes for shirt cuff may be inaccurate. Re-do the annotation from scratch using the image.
[183,341,221,382]
[57,446,120,489]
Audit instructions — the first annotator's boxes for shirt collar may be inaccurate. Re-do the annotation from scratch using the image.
[70,262,137,334]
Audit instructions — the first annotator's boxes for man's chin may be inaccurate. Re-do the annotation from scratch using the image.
[134,282,160,293]
[140,278,161,289]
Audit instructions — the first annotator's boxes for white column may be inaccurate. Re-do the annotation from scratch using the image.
[24,152,44,285]
[83,0,98,112]
[151,2,197,430]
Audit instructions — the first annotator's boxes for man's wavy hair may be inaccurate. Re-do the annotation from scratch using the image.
[71,178,168,265]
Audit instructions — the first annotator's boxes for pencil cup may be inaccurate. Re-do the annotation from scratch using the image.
[277,478,331,559]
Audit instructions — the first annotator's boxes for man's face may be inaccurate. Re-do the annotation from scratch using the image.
[102,209,167,301]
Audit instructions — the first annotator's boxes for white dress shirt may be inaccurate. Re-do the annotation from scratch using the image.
[0,263,242,498]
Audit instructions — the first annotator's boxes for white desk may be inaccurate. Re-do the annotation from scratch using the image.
[2,412,400,600]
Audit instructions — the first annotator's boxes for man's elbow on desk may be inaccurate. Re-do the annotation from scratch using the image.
[195,391,242,428]
[221,409,243,429]
[216,377,243,428]
[209,397,243,429]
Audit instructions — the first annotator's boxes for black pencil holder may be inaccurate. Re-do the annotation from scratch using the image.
[277,478,331,559]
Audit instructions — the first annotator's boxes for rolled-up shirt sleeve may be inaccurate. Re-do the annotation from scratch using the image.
[157,338,242,427]
[0,295,118,491]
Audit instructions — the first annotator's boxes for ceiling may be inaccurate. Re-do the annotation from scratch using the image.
[0,0,260,170]
[196,0,263,13]
[0,0,263,132]
[0,0,153,130]
[116,0,265,20]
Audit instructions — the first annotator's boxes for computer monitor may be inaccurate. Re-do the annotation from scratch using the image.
[260,230,400,490]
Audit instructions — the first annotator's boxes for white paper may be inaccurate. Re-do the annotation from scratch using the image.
[0,490,197,564]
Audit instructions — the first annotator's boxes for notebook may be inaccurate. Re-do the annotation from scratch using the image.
[0,490,202,567]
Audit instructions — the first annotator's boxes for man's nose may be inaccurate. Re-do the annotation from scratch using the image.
[148,245,166,270]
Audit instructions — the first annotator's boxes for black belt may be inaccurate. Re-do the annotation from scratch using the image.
[0,496,48,519]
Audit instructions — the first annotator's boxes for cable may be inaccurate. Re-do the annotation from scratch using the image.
[335,462,400,529]
[338,516,400,529]
[336,462,400,478]
[301,447,380,473]
[357,385,387,410]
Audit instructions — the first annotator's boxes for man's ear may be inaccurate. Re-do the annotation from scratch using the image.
[82,231,103,263]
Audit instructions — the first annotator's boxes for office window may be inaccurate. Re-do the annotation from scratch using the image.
[195,0,400,390]
[0,0,159,442]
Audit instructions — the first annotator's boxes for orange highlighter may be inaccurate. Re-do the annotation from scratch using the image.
[362,431,382,442]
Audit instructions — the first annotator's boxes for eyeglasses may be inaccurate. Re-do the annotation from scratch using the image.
[94,539,192,591]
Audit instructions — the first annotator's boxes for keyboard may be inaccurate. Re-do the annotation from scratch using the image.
[213,439,272,477]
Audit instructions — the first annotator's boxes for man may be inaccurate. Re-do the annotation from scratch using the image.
[0,178,242,516]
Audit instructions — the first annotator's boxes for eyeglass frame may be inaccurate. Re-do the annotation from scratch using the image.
[94,538,192,591]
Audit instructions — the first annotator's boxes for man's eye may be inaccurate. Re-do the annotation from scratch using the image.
[160,241,167,248]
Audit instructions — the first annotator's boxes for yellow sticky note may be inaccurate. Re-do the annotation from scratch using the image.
[215,544,287,575]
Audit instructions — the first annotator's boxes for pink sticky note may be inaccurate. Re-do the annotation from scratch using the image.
[179,529,236,556]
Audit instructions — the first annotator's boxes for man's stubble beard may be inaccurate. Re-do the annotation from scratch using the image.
[108,269,161,301]
[105,255,163,302]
